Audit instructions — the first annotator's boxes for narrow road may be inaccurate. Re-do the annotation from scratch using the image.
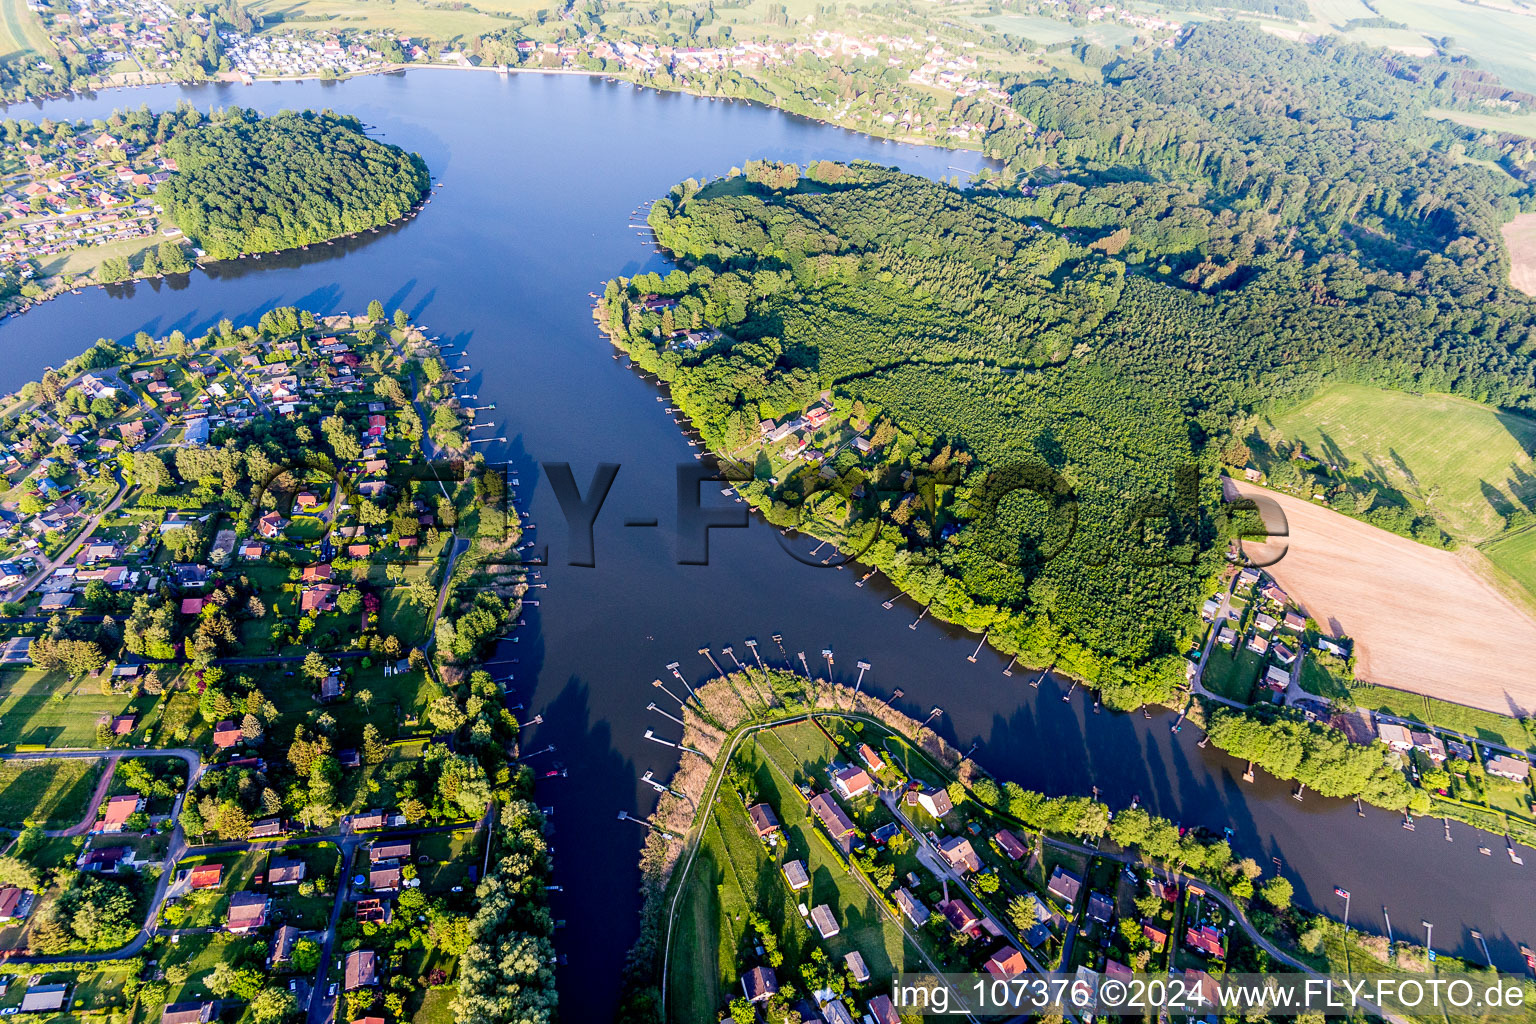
[3,468,130,602]
[50,753,121,838]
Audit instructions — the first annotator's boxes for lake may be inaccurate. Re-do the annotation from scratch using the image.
[3,68,1532,1020]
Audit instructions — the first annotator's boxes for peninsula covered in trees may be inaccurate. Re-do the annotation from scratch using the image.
[599,19,1536,710]
[159,108,431,260]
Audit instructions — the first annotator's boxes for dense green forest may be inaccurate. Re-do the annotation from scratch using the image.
[601,24,1536,703]
[159,108,430,259]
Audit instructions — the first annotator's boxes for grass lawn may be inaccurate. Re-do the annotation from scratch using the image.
[416,828,481,893]
[1203,644,1258,704]
[1298,651,1351,702]
[0,757,106,829]
[1264,383,1536,545]
[36,231,159,281]
[413,986,457,1024]
[0,667,155,747]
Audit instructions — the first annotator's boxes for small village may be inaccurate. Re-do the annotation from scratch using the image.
[1192,563,1534,838]
[0,306,538,1023]
[661,677,1309,1024]
[0,122,183,309]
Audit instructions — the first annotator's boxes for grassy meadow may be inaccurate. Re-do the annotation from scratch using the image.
[1264,384,1536,545]
[0,757,106,829]
[0,0,50,64]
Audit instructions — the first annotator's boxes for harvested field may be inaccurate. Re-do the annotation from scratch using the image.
[1224,478,1536,717]
[1500,211,1536,297]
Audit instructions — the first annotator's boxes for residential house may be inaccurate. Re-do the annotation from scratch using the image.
[1410,732,1447,763]
[782,859,809,890]
[370,840,412,863]
[1254,613,1277,633]
[1272,643,1297,665]
[352,810,386,831]
[226,891,269,933]
[111,713,137,736]
[857,743,885,774]
[1376,723,1414,752]
[1447,739,1474,762]
[1217,626,1237,646]
[937,835,981,874]
[269,924,300,966]
[741,966,777,1003]
[20,985,69,1013]
[747,803,780,839]
[844,951,869,984]
[1487,755,1531,782]
[1186,925,1227,958]
[821,1001,856,1024]
[810,903,840,939]
[369,864,402,891]
[0,637,31,665]
[1087,892,1114,925]
[831,765,874,799]
[1048,866,1083,905]
[257,511,283,538]
[268,857,306,885]
[214,720,242,748]
[1283,611,1306,631]
[984,946,1028,977]
[0,887,27,920]
[809,793,857,847]
[1264,665,1290,691]
[81,845,133,872]
[894,887,929,926]
[1143,921,1169,947]
[161,1001,215,1024]
[99,794,144,832]
[917,787,952,818]
[939,896,980,935]
[868,995,900,1024]
[188,863,223,889]
[344,951,378,989]
[249,818,284,840]
[1247,634,1269,656]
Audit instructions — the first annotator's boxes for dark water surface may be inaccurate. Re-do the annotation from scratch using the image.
[3,69,1531,1020]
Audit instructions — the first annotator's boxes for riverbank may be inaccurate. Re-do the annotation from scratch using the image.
[622,671,1532,1024]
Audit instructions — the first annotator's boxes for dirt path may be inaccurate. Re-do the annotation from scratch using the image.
[50,754,120,838]
[1500,211,1536,297]
[1226,479,1536,716]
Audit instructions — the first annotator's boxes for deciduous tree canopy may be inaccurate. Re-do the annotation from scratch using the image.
[160,108,429,260]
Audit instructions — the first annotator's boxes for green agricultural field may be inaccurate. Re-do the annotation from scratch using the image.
[1482,527,1536,603]
[246,0,544,43]
[1348,683,1534,751]
[0,0,51,63]
[1430,107,1536,140]
[1364,0,1536,94]
[1264,384,1536,544]
[0,757,106,829]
